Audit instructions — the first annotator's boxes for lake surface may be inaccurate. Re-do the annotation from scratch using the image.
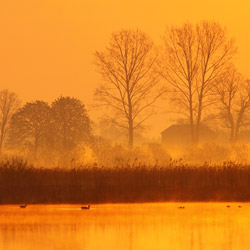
[0,203,249,250]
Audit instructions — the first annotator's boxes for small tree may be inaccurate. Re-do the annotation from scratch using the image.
[94,29,162,148]
[8,101,51,153]
[51,96,92,152]
[0,89,20,153]
[216,65,250,143]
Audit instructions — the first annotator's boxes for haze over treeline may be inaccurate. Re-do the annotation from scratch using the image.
[2,21,250,166]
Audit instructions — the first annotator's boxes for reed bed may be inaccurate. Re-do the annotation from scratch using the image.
[0,158,250,204]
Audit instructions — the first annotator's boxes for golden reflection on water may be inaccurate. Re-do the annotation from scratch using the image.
[0,203,249,250]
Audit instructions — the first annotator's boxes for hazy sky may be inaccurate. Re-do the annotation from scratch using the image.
[1,0,250,137]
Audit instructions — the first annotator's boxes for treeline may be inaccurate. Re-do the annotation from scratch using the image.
[0,92,92,164]
[8,96,91,152]
[1,20,250,165]
[94,21,250,147]
[0,158,250,203]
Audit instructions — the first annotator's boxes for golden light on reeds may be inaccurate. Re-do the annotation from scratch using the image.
[0,158,250,204]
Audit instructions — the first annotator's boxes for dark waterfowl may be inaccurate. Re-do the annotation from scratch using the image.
[20,204,27,208]
[227,205,230,208]
[238,205,242,208]
[81,205,90,210]
[178,206,185,209]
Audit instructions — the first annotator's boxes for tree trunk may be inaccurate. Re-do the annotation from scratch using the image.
[127,84,134,148]
[0,136,3,154]
[190,121,195,146]
[234,112,243,144]
[195,104,202,146]
[189,95,195,145]
[230,125,235,144]
[128,118,133,148]
[195,122,200,146]
[234,128,239,143]
[0,118,7,154]
[128,100,134,148]
[195,84,205,146]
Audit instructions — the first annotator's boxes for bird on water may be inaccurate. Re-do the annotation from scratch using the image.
[81,205,90,210]
[20,204,27,208]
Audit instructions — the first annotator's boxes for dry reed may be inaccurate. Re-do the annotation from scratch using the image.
[0,158,250,204]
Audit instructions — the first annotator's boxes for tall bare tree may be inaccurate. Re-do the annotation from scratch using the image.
[94,29,162,147]
[216,65,250,143]
[159,22,199,143]
[195,21,236,143]
[160,21,236,145]
[0,89,20,153]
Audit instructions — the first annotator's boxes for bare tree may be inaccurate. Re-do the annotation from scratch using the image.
[0,89,20,153]
[216,65,250,143]
[94,29,162,147]
[159,22,199,143]
[160,21,236,145]
[195,21,236,143]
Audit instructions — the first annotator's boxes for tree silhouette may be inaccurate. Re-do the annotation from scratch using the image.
[160,21,236,145]
[51,96,92,152]
[94,29,162,148]
[0,89,20,153]
[216,65,250,143]
[8,101,51,153]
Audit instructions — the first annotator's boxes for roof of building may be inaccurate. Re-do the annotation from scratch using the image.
[161,124,215,135]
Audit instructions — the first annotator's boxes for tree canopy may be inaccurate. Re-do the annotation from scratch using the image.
[8,97,92,154]
[8,100,51,152]
[51,96,92,151]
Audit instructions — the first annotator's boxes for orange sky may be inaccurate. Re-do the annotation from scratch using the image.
[1,0,250,137]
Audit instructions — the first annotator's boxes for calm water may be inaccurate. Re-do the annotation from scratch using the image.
[0,203,249,250]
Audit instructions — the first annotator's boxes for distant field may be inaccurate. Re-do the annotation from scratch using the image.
[0,158,250,204]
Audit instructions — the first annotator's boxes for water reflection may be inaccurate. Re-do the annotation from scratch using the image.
[0,203,249,250]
